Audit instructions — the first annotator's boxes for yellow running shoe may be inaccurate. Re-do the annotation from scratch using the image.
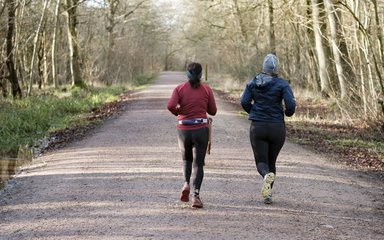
[261,172,275,198]
[264,195,273,204]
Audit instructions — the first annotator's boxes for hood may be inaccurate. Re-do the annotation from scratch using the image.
[252,73,275,91]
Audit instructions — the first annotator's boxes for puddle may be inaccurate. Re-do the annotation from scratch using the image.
[0,136,55,190]
[0,147,33,190]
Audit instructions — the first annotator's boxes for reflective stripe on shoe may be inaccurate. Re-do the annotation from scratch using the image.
[261,172,275,198]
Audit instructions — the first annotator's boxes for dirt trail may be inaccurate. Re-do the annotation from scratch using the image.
[0,72,383,240]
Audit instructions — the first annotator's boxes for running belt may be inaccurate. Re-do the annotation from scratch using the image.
[178,118,208,125]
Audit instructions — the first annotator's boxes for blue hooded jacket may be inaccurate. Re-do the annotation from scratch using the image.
[240,73,296,122]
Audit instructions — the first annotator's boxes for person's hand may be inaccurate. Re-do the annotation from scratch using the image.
[175,106,180,116]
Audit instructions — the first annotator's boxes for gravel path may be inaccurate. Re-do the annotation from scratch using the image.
[0,72,383,240]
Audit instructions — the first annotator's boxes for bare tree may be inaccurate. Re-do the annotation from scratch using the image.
[65,0,84,87]
[268,0,276,54]
[370,0,384,98]
[104,0,119,85]
[51,0,61,89]
[5,0,22,98]
[102,0,148,84]
[311,0,331,96]
[324,0,347,99]
[28,0,51,95]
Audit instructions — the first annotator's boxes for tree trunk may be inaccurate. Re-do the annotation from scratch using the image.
[38,35,44,89]
[28,0,50,96]
[334,1,356,95]
[231,0,247,68]
[13,0,27,89]
[305,0,320,92]
[356,33,368,118]
[232,0,247,43]
[311,0,330,96]
[5,0,22,99]
[268,0,276,54]
[165,44,169,71]
[360,32,376,103]
[371,0,384,66]
[0,64,8,97]
[65,0,84,88]
[105,0,119,86]
[371,0,384,95]
[52,0,61,89]
[324,0,347,99]
[43,31,49,87]
[37,31,49,89]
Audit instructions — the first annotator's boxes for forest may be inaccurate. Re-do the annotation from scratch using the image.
[1,1,383,237]
[0,0,383,166]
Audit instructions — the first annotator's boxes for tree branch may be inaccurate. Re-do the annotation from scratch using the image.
[117,0,148,20]
[0,1,5,17]
[203,18,226,29]
[337,0,367,35]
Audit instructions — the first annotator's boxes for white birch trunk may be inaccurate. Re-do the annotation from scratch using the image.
[52,0,61,89]
[65,0,84,87]
[324,0,347,99]
[27,0,50,96]
[311,0,330,95]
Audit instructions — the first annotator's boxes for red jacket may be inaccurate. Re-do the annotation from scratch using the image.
[168,81,217,130]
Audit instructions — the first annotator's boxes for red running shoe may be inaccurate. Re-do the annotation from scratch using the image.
[192,196,203,208]
[180,183,190,202]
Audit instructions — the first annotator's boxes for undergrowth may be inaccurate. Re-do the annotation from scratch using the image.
[0,86,126,155]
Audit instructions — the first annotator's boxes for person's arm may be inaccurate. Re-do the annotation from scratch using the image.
[240,84,253,114]
[167,88,180,116]
[207,88,217,116]
[283,83,296,117]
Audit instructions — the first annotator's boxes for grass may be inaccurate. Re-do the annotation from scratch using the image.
[0,71,158,157]
[0,85,127,156]
[330,138,384,159]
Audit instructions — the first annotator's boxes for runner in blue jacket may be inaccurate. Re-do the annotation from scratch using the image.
[240,53,296,204]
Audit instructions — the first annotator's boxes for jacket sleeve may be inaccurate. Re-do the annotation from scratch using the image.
[282,83,296,117]
[207,87,217,116]
[240,83,253,114]
[167,88,180,116]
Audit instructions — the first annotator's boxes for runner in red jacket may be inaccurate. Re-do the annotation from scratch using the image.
[167,62,217,208]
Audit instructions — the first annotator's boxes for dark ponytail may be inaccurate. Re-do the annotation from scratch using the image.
[187,62,203,88]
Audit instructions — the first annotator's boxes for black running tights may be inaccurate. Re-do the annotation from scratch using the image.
[177,127,209,192]
[250,122,286,183]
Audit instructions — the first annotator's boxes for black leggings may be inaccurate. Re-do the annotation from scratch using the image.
[177,127,209,192]
[250,122,286,182]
